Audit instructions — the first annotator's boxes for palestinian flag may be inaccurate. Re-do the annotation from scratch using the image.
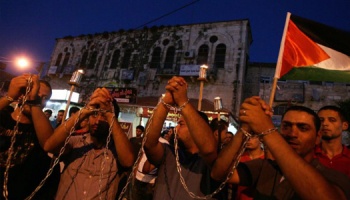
[274,13,350,82]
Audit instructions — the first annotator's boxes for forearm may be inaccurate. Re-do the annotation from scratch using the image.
[44,109,87,153]
[181,103,217,164]
[143,102,168,164]
[0,96,13,111]
[211,131,243,182]
[108,116,135,167]
[263,131,346,200]
[31,106,54,147]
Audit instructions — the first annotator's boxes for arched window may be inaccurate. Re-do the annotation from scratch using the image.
[197,44,209,65]
[110,50,120,69]
[164,46,175,69]
[214,43,226,68]
[60,53,70,73]
[79,52,88,68]
[88,51,98,69]
[150,47,161,69]
[121,49,132,69]
[62,53,70,67]
[55,53,62,66]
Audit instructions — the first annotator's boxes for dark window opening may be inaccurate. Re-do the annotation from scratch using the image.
[150,47,161,69]
[197,44,209,65]
[110,50,120,69]
[214,43,226,68]
[164,46,175,69]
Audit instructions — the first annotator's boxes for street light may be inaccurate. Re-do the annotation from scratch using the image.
[0,56,45,77]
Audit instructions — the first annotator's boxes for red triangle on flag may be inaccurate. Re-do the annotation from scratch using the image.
[281,20,330,77]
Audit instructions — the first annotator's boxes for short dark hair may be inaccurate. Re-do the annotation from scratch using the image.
[44,109,53,115]
[136,125,145,132]
[39,80,52,98]
[69,106,80,117]
[318,105,348,122]
[58,110,65,113]
[282,106,321,133]
[209,118,229,132]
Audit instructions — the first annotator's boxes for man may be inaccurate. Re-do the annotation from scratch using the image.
[52,109,64,128]
[144,76,218,199]
[44,109,53,119]
[316,105,350,177]
[0,74,60,199]
[68,106,80,118]
[130,125,144,159]
[234,136,265,200]
[211,97,350,199]
[210,118,229,150]
[43,88,134,199]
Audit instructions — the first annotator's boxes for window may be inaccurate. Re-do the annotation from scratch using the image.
[150,47,161,69]
[110,50,120,69]
[214,43,226,68]
[55,53,62,66]
[164,46,175,69]
[121,49,132,69]
[197,44,209,65]
[60,53,70,73]
[79,52,88,68]
[88,51,98,69]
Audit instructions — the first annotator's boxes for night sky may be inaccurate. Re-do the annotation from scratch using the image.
[1,0,349,74]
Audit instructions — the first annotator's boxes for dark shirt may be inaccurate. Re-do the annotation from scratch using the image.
[129,137,143,159]
[0,110,60,200]
[237,158,350,199]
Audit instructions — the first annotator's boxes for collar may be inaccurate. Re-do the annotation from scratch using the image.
[315,143,350,158]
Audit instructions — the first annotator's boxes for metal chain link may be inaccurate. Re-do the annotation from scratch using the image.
[173,121,251,199]
[117,101,160,200]
[25,97,116,199]
[99,101,115,200]
[3,76,33,200]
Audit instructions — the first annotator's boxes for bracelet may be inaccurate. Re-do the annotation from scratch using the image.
[160,97,190,113]
[5,95,15,103]
[259,127,278,138]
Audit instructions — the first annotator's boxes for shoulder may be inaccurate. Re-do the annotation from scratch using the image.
[311,159,350,198]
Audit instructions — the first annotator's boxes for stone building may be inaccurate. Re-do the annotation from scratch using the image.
[45,19,252,129]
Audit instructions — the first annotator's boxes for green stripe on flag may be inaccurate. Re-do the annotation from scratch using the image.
[281,67,350,82]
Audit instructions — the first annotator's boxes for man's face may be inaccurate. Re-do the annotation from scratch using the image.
[246,136,261,150]
[88,112,109,138]
[280,110,320,159]
[318,109,348,141]
[38,82,52,108]
[44,111,51,119]
[176,116,191,142]
[136,128,143,137]
[56,112,64,122]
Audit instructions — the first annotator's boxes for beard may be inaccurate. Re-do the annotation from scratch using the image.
[90,120,110,141]
[321,134,341,141]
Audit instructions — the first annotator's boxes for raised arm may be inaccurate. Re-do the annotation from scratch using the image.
[240,97,347,200]
[100,88,134,167]
[143,92,173,166]
[167,76,217,165]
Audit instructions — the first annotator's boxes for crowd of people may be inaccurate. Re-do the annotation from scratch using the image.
[0,74,349,200]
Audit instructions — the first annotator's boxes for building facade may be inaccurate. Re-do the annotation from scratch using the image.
[46,20,252,123]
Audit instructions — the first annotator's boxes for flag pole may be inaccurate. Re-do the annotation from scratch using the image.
[269,12,291,107]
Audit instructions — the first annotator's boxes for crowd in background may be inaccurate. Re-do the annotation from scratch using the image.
[0,74,349,200]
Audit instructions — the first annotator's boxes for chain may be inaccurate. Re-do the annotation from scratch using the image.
[3,76,33,200]
[173,124,250,199]
[98,101,115,200]
[25,107,82,200]
[117,101,162,200]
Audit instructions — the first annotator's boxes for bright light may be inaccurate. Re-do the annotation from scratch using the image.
[16,57,30,69]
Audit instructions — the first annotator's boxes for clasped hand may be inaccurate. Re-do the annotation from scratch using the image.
[163,76,188,106]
